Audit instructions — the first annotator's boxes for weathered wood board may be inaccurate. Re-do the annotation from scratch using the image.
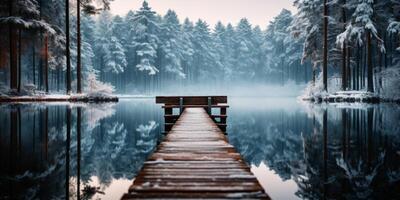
[122,108,269,199]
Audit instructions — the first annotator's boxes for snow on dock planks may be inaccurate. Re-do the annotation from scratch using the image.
[122,107,269,199]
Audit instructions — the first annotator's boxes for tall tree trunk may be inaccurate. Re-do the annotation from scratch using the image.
[18,28,22,92]
[44,34,49,93]
[9,0,18,91]
[323,0,328,92]
[76,0,82,94]
[66,0,71,94]
[342,45,347,90]
[341,0,347,91]
[378,50,383,94]
[356,46,360,90]
[352,49,356,90]
[347,48,351,90]
[39,0,43,91]
[366,31,374,92]
[32,37,36,86]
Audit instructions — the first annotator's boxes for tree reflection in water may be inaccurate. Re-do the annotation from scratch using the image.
[1,99,399,199]
[228,99,400,199]
[0,100,162,199]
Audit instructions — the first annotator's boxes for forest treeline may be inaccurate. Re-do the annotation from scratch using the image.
[0,0,399,96]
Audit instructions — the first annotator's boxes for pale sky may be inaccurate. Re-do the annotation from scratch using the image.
[109,0,296,29]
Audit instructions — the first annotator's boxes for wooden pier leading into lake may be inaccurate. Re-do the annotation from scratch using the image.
[122,96,269,199]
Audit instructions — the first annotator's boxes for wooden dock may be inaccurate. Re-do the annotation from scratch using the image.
[122,97,269,199]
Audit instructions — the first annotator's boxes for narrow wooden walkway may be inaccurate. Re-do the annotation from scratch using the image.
[122,108,269,199]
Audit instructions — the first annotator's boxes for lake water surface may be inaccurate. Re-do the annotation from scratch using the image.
[0,98,399,199]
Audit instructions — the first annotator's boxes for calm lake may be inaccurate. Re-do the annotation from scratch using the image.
[0,98,399,199]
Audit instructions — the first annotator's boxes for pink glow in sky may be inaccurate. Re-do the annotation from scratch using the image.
[109,0,296,29]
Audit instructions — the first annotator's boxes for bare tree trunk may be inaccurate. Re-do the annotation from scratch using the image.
[323,0,328,91]
[38,0,43,91]
[76,0,82,94]
[341,0,347,91]
[9,0,18,90]
[32,41,36,85]
[347,48,351,90]
[18,28,22,92]
[352,49,356,90]
[367,31,374,92]
[44,34,49,93]
[66,0,71,94]
[342,45,347,90]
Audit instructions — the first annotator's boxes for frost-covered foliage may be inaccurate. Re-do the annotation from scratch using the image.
[95,11,127,75]
[291,0,324,67]
[302,73,341,98]
[159,10,188,77]
[0,0,56,34]
[2,0,399,96]
[336,0,385,52]
[86,72,115,96]
[267,9,303,82]
[129,1,160,75]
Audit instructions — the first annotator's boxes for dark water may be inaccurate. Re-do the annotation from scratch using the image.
[0,98,399,199]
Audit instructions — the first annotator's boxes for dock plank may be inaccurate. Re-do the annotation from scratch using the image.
[122,108,269,199]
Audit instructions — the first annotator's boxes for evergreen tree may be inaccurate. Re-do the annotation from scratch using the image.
[130,1,160,75]
[291,0,324,85]
[160,10,186,77]
[233,18,257,82]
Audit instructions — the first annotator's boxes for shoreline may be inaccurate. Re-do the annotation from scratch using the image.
[301,96,400,104]
[0,95,119,103]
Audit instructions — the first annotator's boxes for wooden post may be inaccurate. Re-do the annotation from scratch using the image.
[179,97,183,115]
[207,97,211,115]
[164,107,173,133]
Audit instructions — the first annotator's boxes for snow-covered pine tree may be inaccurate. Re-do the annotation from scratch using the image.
[192,20,221,84]
[265,9,295,85]
[337,0,385,92]
[70,14,96,91]
[233,18,257,82]
[213,22,228,84]
[0,0,56,92]
[251,26,267,83]
[159,10,186,78]
[130,1,160,75]
[181,18,195,83]
[291,0,324,85]
[107,36,127,74]
[97,12,128,76]
[221,23,236,82]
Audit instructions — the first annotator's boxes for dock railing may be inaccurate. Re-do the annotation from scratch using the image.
[156,96,229,133]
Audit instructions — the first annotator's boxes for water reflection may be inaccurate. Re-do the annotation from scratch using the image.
[0,100,163,199]
[1,98,399,199]
[228,98,400,200]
